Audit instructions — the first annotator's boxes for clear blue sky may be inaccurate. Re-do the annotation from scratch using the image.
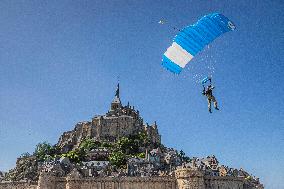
[0,0,283,188]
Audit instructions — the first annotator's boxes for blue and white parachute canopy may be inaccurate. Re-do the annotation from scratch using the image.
[162,13,235,74]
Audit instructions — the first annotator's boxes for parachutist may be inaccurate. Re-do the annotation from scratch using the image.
[202,85,219,113]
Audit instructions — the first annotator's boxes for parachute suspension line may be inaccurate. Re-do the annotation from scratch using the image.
[173,27,181,32]
[158,19,180,32]
[201,76,212,87]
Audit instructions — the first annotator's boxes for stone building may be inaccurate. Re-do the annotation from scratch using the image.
[57,84,161,152]
[80,161,110,177]
[86,148,109,161]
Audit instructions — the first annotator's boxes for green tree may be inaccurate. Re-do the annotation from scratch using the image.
[20,152,31,158]
[115,132,149,155]
[79,138,100,151]
[61,149,85,163]
[101,141,113,148]
[137,131,149,147]
[108,151,126,168]
[116,137,132,153]
[33,142,57,161]
[178,150,190,162]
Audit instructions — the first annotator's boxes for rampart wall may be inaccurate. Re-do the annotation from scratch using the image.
[66,176,176,189]
[0,168,261,189]
[204,176,244,189]
[0,181,37,189]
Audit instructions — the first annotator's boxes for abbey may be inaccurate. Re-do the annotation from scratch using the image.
[57,84,161,152]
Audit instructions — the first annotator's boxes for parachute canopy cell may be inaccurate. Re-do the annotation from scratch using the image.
[162,13,235,74]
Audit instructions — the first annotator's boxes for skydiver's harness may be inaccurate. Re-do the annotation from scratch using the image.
[203,87,213,97]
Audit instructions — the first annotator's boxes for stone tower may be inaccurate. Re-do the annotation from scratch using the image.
[110,83,122,112]
[175,168,205,189]
[37,171,56,189]
[66,168,83,189]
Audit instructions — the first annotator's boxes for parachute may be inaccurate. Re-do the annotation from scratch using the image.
[162,13,235,74]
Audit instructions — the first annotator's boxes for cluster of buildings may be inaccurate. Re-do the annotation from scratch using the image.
[38,148,262,186]
[38,146,180,178]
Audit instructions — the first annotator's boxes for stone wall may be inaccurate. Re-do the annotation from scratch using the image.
[204,176,244,189]
[0,181,37,189]
[35,170,177,189]
[93,116,143,141]
[37,172,66,189]
[0,168,262,189]
[66,177,176,189]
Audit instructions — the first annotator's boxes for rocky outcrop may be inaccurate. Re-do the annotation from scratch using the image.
[57,122,92,153]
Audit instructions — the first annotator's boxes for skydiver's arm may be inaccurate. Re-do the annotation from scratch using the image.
[202,87,205,95]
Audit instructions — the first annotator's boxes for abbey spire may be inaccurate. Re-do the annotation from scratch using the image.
[110,83,122,111]
[115,83,120,98]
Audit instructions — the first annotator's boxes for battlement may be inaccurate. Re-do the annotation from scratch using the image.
[175,168,204,179]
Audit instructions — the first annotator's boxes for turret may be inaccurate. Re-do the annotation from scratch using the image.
[37,171,56,189]
[175,168,205,189]
[66,168,83,189]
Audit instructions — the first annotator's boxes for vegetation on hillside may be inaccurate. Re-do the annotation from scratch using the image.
[3,131,163,180]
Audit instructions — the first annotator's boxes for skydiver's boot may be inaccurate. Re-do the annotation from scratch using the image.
[213,98,219,110]
[209,108,212,113]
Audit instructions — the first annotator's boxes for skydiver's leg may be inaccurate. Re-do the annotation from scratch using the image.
[212,96,219,110]
[207,98,212,113]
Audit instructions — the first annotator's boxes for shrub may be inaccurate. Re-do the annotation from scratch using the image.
[33,142,58,161]
[108,151,126,168]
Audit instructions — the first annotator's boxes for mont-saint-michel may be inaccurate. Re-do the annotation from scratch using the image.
[0,84,263,189]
